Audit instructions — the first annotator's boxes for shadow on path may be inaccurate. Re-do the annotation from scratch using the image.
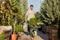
[37,30,49,40]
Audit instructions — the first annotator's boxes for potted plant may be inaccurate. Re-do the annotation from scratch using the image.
[15,25,24,36]
[11,18,17,40]
[11,16,24,40]
[29,18,37,37]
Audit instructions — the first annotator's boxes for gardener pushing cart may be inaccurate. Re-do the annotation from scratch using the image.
[25,5,35,37]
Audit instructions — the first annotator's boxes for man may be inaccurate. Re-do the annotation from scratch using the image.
[25,5,35,36]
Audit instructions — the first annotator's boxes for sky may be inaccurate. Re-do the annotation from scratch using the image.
[28,0,43,12]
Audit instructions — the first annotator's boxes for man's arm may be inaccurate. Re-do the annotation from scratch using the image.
[25,10,29,20]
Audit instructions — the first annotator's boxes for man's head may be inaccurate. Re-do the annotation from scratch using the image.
[30,5,34,10]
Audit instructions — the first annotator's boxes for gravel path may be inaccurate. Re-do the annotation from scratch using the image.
[18,33,43,40]
[37,30,49,40]
[17,29,49,40]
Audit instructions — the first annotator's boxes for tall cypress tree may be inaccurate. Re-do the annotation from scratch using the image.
[0,0,12,25]
[0,0,28,25]
[11,0,28,25]
[40,0,60,25]
[19,0,28,15]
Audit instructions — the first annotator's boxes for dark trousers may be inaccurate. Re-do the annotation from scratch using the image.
[27,21,33,37]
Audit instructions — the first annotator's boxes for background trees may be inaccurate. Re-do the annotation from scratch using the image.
[0,0,12,25]
[40,0,60,40]
[40,0,60,25]
[0,0,28,26]
[19,0,28,15]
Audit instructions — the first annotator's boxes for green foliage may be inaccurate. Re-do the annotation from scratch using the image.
[29,18,37,31]
[0,32,5,40]
[29,18,37,26]
[10,0,28,33]
[0,0,27,26]
[35,12,44,25]
[11,0,19,13]
[11,0,27,25]
[0,0,12,25]
[15,25,23,32]
[19,0,27,15]
[40,0,60,25]
[37,21,44,25]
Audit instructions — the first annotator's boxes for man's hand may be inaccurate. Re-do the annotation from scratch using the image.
[25,16,28,21]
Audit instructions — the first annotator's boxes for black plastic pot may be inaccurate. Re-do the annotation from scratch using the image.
[49,26,58,40]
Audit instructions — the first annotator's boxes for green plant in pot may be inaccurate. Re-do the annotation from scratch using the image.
[11,16,17,40]
[15,25,24,36]
[11,15,24,40]
[30,18,37,30]
[15,25,23,32]
[29,18,37,36]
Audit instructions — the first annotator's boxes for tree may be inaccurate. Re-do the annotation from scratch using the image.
[0,0,28,25]
[0,0,12,25]
[19,0,28,15]
[40,1,60,40]
[40,0,60,25]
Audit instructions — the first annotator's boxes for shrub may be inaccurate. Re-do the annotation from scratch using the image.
[15,25,23,32]
[0,32,5,40]
[29,18,37,26]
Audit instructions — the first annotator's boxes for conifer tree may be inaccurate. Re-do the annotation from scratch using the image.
[40,0,60,25]
[0,0,28,25]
